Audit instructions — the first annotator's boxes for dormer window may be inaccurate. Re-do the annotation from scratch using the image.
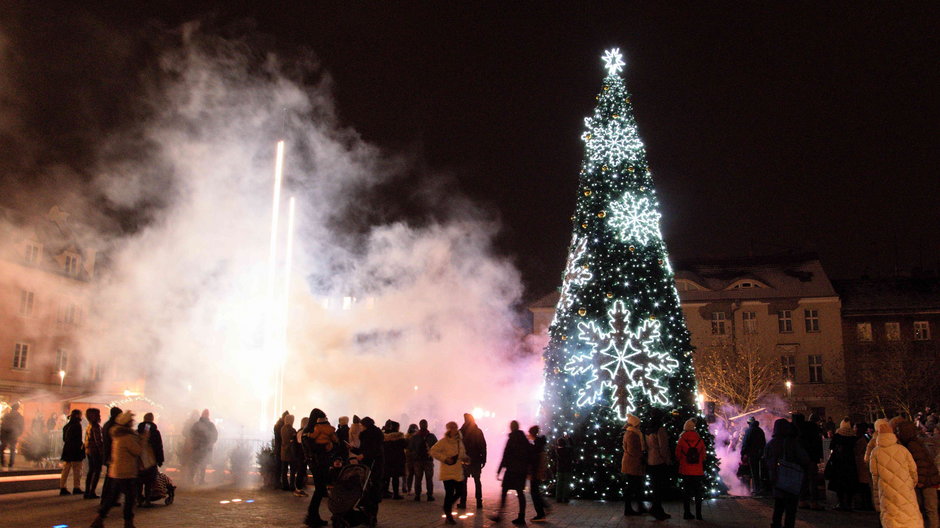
[24,242,42,264]
[64,254,80,276]
[727,279,768,290]
[734,282,756,289]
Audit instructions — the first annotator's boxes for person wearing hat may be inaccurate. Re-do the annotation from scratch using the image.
[740,417,767,495]
[676,418,706,520]
[621,414,647,516]
[91,411,145,528]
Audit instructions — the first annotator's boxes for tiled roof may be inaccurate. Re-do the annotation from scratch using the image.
[833,277,940,314]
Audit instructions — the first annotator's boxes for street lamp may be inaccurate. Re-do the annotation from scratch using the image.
[58,370,66,391]
[785,380,792,399]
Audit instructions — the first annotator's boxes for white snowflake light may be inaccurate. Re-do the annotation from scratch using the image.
[609,191,662,246]
[602,48,625,76]
[581,117,645,167]
[553,235,593,326]
[564,301,679,420]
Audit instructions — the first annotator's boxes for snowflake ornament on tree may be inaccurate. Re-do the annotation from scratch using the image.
[564,300,679,420]
[609,191,663,246]
[581,118,645,168]
[553,235,593,326]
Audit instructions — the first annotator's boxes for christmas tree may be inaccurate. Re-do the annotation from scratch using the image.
[541,48,719,499]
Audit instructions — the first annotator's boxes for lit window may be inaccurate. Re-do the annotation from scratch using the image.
[24,242,42,264]
[733,281,761,289]
[64,254,80,275]
[804,310,820,332]
[808,354,823,383]
[711,312,727,335]
[55,349,68,372]
[885,322,901,341]
[856,323,872,342]
[742,311,758,334]
[778,310,793,333]
[914,321,931,341]
[13,343,29,370]
[19,290,34,317]
[781,355,796,380]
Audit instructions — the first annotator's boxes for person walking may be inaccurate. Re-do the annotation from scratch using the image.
[0,402,25,468]
[429,421,469,525]
[870,420,923,528]
[490,420,530,526]
[90,411,144,528]
[408,419,438,501]
[676,418,705,520]
[896,419,940,528]
[280,414,297,491]
[826,418,859,511]
[644,408,673,520]
[622,414,647,516]
[294,416,309,496]
[302,408,338,527]
[458,413,487,510]
[552,433,573,504]
[527,425,549,523]
[382,420,407,499]
[740,417,767,495]
[60,409,85,496]
[764,418,810,528]
[84,408,104,499]
[189,409,218,485]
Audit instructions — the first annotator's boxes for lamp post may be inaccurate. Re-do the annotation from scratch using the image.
[58,370,66,391]
[785,380,792,400]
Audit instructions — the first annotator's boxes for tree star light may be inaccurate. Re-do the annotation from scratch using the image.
[602,48,625,76]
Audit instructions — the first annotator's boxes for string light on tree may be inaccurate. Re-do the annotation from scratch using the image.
[540,48,720,499]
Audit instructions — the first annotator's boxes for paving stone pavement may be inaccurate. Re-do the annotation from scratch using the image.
[1,485,882,528]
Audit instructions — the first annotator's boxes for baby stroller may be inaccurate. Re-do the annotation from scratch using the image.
[328,462,377,528]
[142,471,176,506]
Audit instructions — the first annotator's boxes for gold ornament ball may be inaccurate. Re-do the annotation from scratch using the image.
[584,189,592,196]
[626,97,631,103]
[582,264,589,270]
[578,308,587,316]
[603,86,609,91]
[649,315,656,320]
[627,166,635,172]
[597,211,606,218]
[658,259,664,265]
[606,292,614,298]
[585,133,593,140]
[629,245,636,252]
[601,165,608,172]
[612,114,620,118]
[581,222,588,229]
[561,335,567,341]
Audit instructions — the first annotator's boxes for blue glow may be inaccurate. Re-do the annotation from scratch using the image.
[53,525,69,528]
[245,499,255,503]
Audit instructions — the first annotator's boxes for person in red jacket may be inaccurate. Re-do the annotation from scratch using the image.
[676,418,705,521]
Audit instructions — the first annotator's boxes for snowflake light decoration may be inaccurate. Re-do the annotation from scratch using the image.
[609,191,662,246]
[564,300,679,420]
[602,48,625,76]
[553,235,593,326]
[581,116,645,167]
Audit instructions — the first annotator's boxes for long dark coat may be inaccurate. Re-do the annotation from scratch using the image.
[498,430,531,490]
[383,431,407,477]
[826,432,858,492]
[764,419,810,499]
[61,417,85,462]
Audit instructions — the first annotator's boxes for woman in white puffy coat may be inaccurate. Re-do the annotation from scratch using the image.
[869,420,923,528]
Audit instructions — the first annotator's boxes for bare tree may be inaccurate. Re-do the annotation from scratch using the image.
[695,335,779,419]
[857,342,939,419]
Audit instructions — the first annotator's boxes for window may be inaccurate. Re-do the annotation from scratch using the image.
[914,321,931,341]
[804,309,820,332]
[58,303,81,325]
[781,355,796,380]
[742,311,758,334]
[856,323,872,342]
[808,354,823,383]
[13,343,29,369]
[711,312,727,335]
[885,322,901,341]
[55,349,68,372]
[64,254,80,275]
[778,310,793,333]
[733,281,761,289]
[19,290,34,317]
[24,242,42,264]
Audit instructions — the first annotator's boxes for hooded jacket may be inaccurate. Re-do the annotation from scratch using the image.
[498,430,531,489]
[869,431,922,528]
[621,414,645,476]
[764,419,810,499]
[676,421,704,477]
[459,414,487,467]
[383,422,407,477]
[108,425,143,479]
[740,420,766,460]
[896,419,940,488]
[280,415,297,461]
[137,421,164,467]
[60,416,85,462]
[429,433,468,482]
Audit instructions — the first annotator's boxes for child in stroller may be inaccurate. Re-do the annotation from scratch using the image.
[328,458,378,528]
[140,471,176,506]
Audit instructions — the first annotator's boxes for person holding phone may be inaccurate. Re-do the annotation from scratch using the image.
[429,421,469,525]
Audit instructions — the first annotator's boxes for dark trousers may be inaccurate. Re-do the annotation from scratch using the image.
[411,459,434,497]
[383,475,401,497]
[99,477,138,521]
[0,438,17,467]
[458,464,482,505]
[624,474,645,513]
[498,483,526,520]
[555,472,572,502]
[85,453,103,497]
[530,477,546,517]
[443,480,460,518]
[648,464,670,515]
[281,460,297,490]
[99,474,114,506]
[304,463,329,524]
[295,459,307,490]
[681,475,704,516]
[138,466,158,504]
[749,457,765,493]
[772,495,799,528]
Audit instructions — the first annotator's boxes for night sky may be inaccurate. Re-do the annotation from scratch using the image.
[2,3,938,299]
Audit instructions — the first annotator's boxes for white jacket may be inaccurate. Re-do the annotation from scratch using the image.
[870,432,923,528]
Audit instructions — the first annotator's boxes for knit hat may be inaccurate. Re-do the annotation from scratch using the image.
[876,420,893,434]
[684,419,697,432]
[115,411,135,426]
[625,414,640,428]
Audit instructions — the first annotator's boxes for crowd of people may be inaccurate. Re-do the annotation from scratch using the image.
[738,410,940,528]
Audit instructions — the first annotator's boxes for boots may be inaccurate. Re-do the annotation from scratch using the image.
[89,515,105,528]
[695,499,703,520]
[123,519,136,528]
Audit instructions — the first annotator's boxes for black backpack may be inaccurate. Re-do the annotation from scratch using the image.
[685,439,701,465]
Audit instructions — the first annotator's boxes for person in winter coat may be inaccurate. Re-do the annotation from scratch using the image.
[826,418,859,511]
[382,420,407,499]
[865,418,890,513]
[303,408,339,527]
[740,417,767,495]
[622,413,647,516]
[136,413,162,506]
[676,418,705,520]
[273,411,288,489]
[280,414,297,491]
[870,419,923,528]
[91,411,144,528]
[792,413,824,510]
[527,426,549,522]
[348,415,363,452]
[189,409,218,485]
[458,413,487,510]
[854,422,875,511]
[491,420,530,526]
[764,419,810,528]
[408,419,438,501]
[294,417,309,495]
[644,408,673,520]
[60,409,85,495]
[100,407,122,506]
[0,402,25,467]
[403,423,417,495]
[552,433,574,504]
[335,416,350,462]
[429,421,469,525]
[84,408,105,499]
[896,419,940,528]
